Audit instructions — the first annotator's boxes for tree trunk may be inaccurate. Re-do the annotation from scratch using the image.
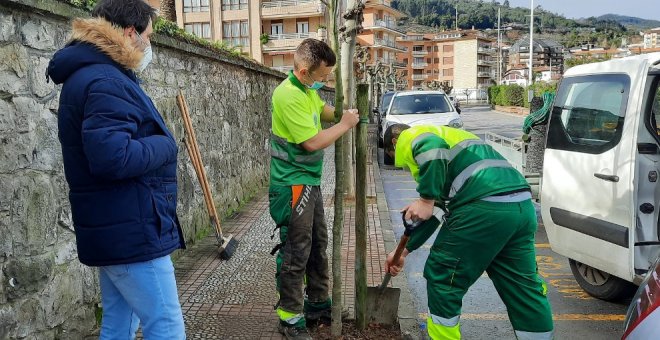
[341,0,359,199]
[329,0,345,337]
[354,84,369,330]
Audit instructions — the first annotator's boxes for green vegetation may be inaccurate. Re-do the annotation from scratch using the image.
[60,0,244,58]
[489,82,557,108]
[392,0,632,49]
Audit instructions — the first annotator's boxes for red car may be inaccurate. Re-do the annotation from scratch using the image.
[623,256,660,339]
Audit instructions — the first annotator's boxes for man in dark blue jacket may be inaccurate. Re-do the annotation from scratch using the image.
[47,0,186,338]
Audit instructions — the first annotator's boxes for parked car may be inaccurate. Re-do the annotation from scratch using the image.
[380,90,463,165]
[375,91,396,147]
[623,255,660,339]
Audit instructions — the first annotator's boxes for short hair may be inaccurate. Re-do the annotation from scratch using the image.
[294,38,336,72]
[383,124,410,156]
[91,0,157,34]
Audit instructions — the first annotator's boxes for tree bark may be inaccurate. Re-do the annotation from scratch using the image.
[341,0,359,199]
[354,84,369,330]
[329,0,345,337]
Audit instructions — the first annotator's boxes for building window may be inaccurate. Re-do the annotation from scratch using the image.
[443,69,453,76]
[434,58,440,64]
[427,58,432,64]
[443,45,453,52]
[297,21,309,34]
[222,0,247,10]
[223,20,249,47]
[427,46,432,52]
[403,58,408,64]
[185,22,211,39]
[413,45,424,52]
[271,23,284,36]
[184,0,210,12]
[434,46,439,52]
[443,57,453,64]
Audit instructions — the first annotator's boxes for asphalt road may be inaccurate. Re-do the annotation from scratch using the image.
[378,106,629,339]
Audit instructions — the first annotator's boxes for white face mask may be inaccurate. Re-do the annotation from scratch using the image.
[136,32,152,72]
[138,45,152,72]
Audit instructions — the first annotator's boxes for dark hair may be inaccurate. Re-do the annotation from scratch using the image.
[91,0,157,34]
[383,124,410,156]
[294,38,336,72]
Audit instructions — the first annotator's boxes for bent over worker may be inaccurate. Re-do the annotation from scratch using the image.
[383,124,554,340]
[269,38,359,340]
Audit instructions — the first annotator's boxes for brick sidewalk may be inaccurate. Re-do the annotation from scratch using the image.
[173,128,390,338]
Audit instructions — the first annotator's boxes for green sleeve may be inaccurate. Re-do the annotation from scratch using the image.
[313,91,326,117]
[414,135,450,201]
[280,96,318,144]
[406,217,441,252]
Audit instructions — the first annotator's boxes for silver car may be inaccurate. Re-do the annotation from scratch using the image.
[380,90,463,165]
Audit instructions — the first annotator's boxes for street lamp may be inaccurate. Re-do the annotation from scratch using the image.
[529,0,534,86]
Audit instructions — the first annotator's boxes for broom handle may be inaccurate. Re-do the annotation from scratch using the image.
[183,137,214,229]
[177,92,224,237]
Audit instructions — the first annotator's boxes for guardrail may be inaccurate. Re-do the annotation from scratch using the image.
[262,0,317,7]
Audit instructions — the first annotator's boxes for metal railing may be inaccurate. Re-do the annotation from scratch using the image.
[477,71,492,77]
[271,66,293,73]
[371,19,404,33]
[478,47,495,54]
[411,62,428,68]
[262,0,318,8]
[401,35,424,41]
[373,38,407,51]
[412,50,428,56]
[411,74,429,80]
[269,32,315,40]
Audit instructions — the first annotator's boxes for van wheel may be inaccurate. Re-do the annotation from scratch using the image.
[568,259,636,301]
[383,152,394,166]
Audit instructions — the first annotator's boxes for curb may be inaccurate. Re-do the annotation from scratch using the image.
[371,139,423,340]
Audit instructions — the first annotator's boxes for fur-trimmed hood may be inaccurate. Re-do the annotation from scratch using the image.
[48,18,145,84]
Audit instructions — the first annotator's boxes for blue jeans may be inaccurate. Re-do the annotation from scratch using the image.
[98,255,185,340]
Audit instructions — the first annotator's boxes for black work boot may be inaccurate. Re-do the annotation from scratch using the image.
[304,299,349,326]
[278,321,312,340]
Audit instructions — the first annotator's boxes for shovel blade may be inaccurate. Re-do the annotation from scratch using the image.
[365,286,401,325]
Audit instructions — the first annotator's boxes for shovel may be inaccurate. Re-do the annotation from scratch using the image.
[366,213,419,325]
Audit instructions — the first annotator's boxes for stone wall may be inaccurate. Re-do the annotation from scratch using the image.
[0,0,333,338]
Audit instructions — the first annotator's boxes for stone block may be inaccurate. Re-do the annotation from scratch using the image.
[0,43,29,95]
[30,56,56,98]
[40,263,85,327]
[0,306,16,339]
[21,20,56,51]
[0,99,15,133]
[4,255,54,302]
[0,12,16,42]
[9,173,58,255]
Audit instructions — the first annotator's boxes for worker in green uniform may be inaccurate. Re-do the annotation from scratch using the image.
[383,124,554,340]
[269,38,359,340]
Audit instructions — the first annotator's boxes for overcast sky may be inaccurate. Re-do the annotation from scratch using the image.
[505,0,659,21]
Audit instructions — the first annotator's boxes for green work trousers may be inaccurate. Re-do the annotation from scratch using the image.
[424,199,554,339]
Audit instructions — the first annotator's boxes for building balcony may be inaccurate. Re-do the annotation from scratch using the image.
[372,38,407,52]
[412,50,428,56]
[412,74,429,80]
[477,71,492,78]
[263,32,319,52]
[400,35,424,41]
[369,58,407,68]
[365,0,407,18]
[411,62,428,69]
[271,65,293,73]
[364,19,404,35]
[477,59,494,66]
[478,47,495,54]
[261,0,324,19]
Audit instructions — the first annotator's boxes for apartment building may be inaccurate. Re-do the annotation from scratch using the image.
[174,0,327,70]
[643,28,660,49]
[357,0,407,77]
[396,30,496,91]
[508,36,564,77]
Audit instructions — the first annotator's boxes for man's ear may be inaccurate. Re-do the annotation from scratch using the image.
[392,137,398,149]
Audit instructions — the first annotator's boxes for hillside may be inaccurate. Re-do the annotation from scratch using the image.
[595,14,660,30]
[391,0,632,48]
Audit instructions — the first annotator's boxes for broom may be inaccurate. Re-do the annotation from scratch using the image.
[176,90,238,260]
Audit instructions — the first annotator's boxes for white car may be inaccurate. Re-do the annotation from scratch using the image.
[380,90,463,164]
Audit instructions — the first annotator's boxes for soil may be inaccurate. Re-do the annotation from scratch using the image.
[308,321,402,340]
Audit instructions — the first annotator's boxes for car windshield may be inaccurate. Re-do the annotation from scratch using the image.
[381,92,395,112]
[389,94,452,115]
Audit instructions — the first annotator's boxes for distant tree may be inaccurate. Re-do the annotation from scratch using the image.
[503,0,510,8]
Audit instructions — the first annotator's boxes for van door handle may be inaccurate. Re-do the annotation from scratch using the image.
[594,173,619,182]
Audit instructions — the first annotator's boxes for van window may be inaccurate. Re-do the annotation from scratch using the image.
[649,82,660,138]
[547,74,630,154]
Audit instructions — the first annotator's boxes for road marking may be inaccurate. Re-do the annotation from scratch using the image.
[535,243,551,248]
[418,313,624,321]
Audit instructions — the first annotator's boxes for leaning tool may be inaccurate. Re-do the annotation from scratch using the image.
[365,213,421,325]
[176,90,238,260]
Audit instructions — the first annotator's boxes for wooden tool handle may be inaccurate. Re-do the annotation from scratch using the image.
[380,234,409,289]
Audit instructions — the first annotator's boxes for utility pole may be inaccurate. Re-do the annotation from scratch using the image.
[528,0,534,86]
[455,6,458,31]
[497,7,501,84]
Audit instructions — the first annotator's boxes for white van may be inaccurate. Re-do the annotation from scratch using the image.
[541,53,660,300]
